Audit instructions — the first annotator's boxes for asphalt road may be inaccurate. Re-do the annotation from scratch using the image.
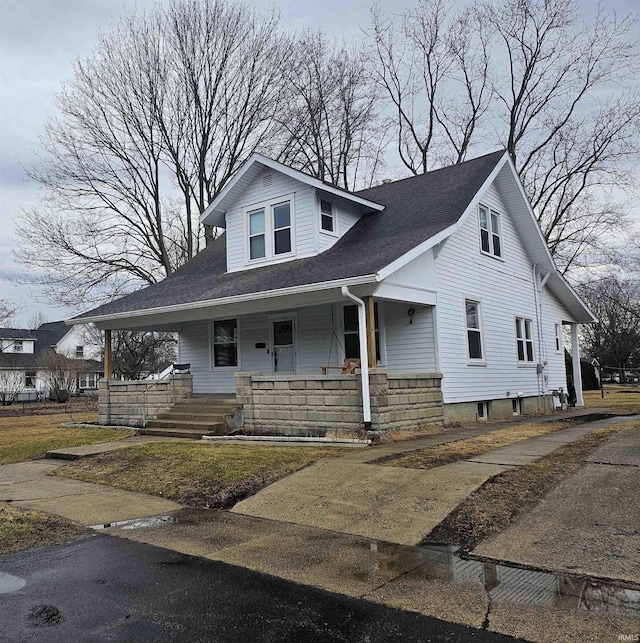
[0,534,516,642]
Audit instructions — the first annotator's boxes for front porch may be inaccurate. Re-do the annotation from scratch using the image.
[96,289,445,437]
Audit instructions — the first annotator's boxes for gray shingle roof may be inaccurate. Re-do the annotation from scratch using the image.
[0,328,37,340]
[72,150,505,321]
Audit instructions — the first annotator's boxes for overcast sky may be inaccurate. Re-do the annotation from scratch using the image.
[0,0,638,326]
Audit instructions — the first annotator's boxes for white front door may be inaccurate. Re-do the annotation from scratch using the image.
[271,317,296,373]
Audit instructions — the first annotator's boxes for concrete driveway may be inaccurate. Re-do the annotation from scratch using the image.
[472,424,640,584]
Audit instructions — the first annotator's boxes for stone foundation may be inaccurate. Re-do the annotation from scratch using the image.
[98,374,193,426]
[235,369,443,437]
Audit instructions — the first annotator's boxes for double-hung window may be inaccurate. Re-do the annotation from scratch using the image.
[465,300,484,361]
[515,317,534,363]
[246,196,293,262]
[555,323,563,352]
[212,319,238,368]
[343,303,381,363]
[479,205,502,258]
[25,371,36,389]
[13,340,23,353]
[320,199,335,233]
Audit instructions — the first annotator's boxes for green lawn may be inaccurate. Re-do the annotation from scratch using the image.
[53,442,346,508]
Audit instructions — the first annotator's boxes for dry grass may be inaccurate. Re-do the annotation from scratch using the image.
[0,413,134,464]
[0,502,87,555]
[584,386,640,415]
[424,422,633,552]
[374,415,607,470]
[0,396,98,417]
[53,442,346,508]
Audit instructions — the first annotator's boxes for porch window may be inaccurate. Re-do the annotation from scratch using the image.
[25,371,36,389]
[515,317,534,363]
[249,209,266,260]
[479,205,502,258]
[79,373,97,389]
[555,323,563,352]
[273,202,291,255]
[465,300,483,360]
[212,319,238,367]
[320,199,334,233]
[343,304,380,362]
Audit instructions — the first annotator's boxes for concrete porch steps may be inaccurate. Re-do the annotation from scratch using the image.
[137,394,239,440]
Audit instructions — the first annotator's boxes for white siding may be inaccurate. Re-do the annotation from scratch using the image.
[383,301,437,373]
[435,179,569,404]
[317,196,361,252]
[225,168,316,272]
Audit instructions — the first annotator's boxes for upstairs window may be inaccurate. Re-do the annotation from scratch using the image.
[245,195,294,262]
[249,208,266,260]
[13,340,23,353]
[465,300,483,361]
[320,199,335,233]
[75,345,84,359]
[273,202,291,255]
[479,205,502,258]
[516,317,534,363]
[212,319,238,368]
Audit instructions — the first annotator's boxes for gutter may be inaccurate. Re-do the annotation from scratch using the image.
[67,274,377,326]
[341,286,372,430]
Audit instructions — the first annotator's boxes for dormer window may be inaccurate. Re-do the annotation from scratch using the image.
[245,194,294,263]
[13,340,23,353]
[479,205,502,258]
[320,199,335,234]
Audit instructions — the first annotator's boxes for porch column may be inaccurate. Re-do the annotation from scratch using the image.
[570,323,584,407]
[104,329,112,379]
[365,296,377,368]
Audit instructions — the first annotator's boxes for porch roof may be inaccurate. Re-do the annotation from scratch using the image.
[69,151,506,326]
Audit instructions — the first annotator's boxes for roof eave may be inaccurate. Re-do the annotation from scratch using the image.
[66,274,378,325]
[200,154,385,227]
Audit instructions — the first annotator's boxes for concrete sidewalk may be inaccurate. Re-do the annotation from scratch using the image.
[0,457,181,526]
[232,414,639,545]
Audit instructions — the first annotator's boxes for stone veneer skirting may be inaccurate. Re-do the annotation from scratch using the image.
[98,374,193,427]
[235,369,443,437]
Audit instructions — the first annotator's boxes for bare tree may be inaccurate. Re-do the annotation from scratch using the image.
[40,350,80,403]
[368,0,492,173]
[16,0,291,307]
[276,29,386,190]
[369,0,640,271]
[579,275,640,383]
[26,311,48,331]
[0,300,18,326]
[0,364,24,406]
[112,331,177,380]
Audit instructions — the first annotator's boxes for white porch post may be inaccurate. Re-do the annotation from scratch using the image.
[570,323,584,407]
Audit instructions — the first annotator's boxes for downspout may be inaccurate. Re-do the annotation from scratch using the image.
[341,287,372,430]
[532,264,549,410]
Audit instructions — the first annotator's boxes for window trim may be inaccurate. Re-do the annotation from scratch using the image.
[555,323,563,353]
[319,197,338,237]
[464,298,486,365]
[515,316,535,365]
[338,301,387,366]
[209,318,241,370]
[478,204,503,260]
[243,193,295,265]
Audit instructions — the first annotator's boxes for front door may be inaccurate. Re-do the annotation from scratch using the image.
[272,318,296,373]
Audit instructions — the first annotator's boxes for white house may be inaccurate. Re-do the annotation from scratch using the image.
[68,150,595,433]
[0,321,102,403]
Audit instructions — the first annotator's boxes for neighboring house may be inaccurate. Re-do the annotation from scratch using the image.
[68,150,595,433]
[0,321,103,402]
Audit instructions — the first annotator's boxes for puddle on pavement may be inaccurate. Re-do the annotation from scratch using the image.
[89,515,176,531]
[106,509,640,620]
[0,571,26,594]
